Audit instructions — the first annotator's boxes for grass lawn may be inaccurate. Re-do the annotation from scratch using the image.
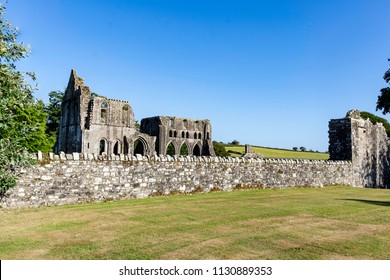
[1,186,390,260]
[225,145,329,160]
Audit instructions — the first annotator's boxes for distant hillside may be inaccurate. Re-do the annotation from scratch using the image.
[224,145,329,160]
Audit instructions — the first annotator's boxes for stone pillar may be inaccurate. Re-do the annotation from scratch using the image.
[245,144,252,154]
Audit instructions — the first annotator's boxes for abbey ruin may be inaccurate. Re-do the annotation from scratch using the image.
[1,71,389,208]
[57,70,215,157]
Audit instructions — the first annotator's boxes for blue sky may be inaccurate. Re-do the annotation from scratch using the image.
[6,0,390,151]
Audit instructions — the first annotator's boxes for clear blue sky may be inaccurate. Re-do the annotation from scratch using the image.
[6,0,390,151]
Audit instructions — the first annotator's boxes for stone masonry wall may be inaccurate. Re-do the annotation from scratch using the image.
[329,110,390,188]
[0,153,352,208]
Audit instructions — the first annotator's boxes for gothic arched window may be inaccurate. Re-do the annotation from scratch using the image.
[101,102,108,123]
[122,105,130,126]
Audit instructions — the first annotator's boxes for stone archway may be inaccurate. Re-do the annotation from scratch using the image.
[193,143,201,156]
[113,139,121,155]
[123,136,129,154]
[99,138,108,155]
[166,142,176,156]
[180,142,189,156]
[133,137,148,156]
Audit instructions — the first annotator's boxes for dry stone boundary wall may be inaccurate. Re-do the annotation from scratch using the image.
[0,152,352,208]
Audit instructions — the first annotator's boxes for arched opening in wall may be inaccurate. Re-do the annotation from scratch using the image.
[99,139,107,155]
[169,119,174,127]
[207,132,210,140]
[181,131,185,138]
[180,143,189,156]
[198,132,202,139]
[183,119,188,129]
[193,143,201,156]
[194,121,199,130]
[166,142,175,156]
[133,139,145,156]
[186,132,189,138]
[101,102,108,124]
[123,136,129,154]
[122,105,130,126]
[194,132,197,139]
[169,130,173,137]
[174,131,177,138]
[113,140,121,155]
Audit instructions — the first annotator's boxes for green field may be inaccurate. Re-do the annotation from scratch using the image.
[1,186,390,260]
[225,145,329,160]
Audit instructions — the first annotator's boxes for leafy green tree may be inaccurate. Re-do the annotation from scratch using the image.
[135,120,140,131]
[180,144,188,155]
[45,91,63,134]
[376,59,390,114]
[299,146,307,152]
[292,147,298,151]
[360,111,390,137]
[231,139,240,145]
[45,90,64,150]
[0,3,50,193]
[166,143,175,156]
[213,141,229,156]
[12,99,52,152]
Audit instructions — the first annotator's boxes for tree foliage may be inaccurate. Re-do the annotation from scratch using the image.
[45,91,63,134]
[0,4,50,194]
[45,90,64,150]
[213,141,229,156]
[180,144,188,155]
[376,59,390,114]
[166,143,175,156]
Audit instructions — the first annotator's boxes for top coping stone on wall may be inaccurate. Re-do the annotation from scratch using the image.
[93,96,130,104]
[33,152,351,165]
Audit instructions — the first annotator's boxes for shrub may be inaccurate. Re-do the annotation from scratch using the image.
[213,141,229,156]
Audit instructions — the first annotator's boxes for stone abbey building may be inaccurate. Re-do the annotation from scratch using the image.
[57,70,215,157]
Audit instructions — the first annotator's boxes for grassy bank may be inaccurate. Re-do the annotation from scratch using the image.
[1,186,390,259]
[225,145,329,160]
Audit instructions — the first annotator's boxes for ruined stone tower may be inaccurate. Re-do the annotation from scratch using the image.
[57,70,156,155]
[329,109,390,188]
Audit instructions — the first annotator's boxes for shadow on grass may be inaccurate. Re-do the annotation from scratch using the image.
[340,199,390,207]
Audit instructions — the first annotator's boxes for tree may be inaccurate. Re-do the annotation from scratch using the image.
[135,120,140,131]
[45,90,64,150]
[45,91,63,135]
[180,144,188,155]
[213,141,229,156]
[231,139,240,145]
[299,146,307,152]
[166,143,175,156]
[0,3,50,194]
[292,147,298,151]
[376,59,390,114]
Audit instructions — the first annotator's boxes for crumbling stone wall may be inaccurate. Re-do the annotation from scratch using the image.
[329,110,390,188]
[141,116,215,156]
[0,153,352,208]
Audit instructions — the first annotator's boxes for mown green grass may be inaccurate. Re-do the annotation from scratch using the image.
[225,145,329,160]
[1,186,390,259]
